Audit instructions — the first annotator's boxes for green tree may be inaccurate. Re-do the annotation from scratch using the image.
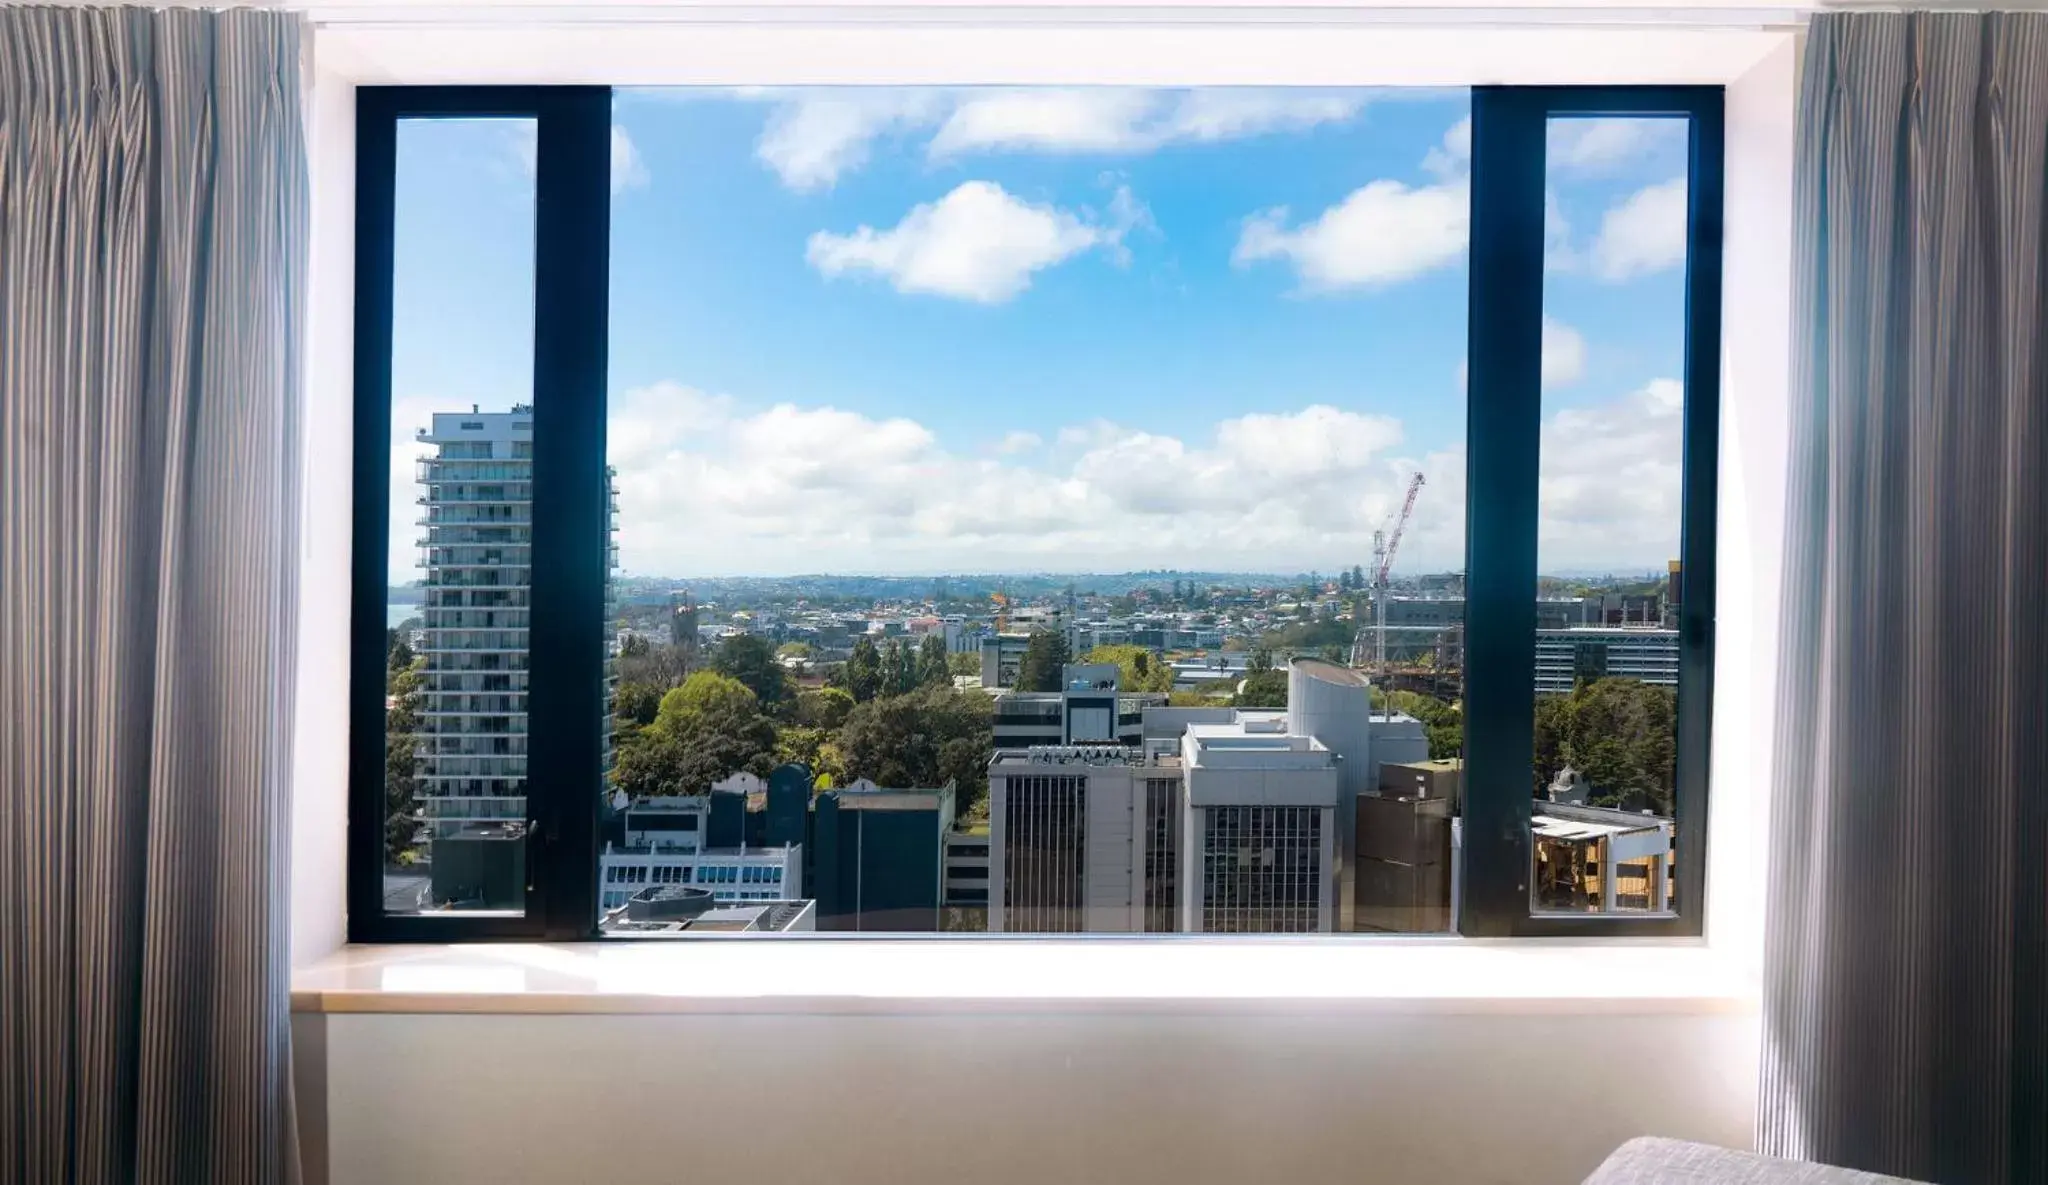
[916,634,951,688]
[386,628,415,672]
[845,635,883,702]
[712,634,790,712]
[1248,646,1275,674]
[383,658,424,862]
[1081,643,1172,693]
[613,671,777,798]
[774,726,846,786]
[1016,627,1070,692]
[839,685,995,815]
[1234,669,1288,708]
[879,639,916,698]
[1530,678,1676,814]
[947,651,980,678]
[658,670,758,723]
[614,680,663,729]
[794,686,854,731]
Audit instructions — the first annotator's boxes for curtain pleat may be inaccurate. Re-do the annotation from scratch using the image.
[1763,13,2048,1185]
[0,8,305,1184]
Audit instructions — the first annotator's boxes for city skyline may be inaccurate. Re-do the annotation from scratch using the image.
[389,88,1690,580]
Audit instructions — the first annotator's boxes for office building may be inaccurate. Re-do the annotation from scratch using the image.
[1178,717,1340,933]
[991,663,1163,750]
[979,632,1032,689]
[597,792,803,913]
[813,781,955,931]
[986,746,1180,933]
[1533,626,1681,694]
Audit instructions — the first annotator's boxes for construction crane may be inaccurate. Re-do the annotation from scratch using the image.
[1368,472,1426,671]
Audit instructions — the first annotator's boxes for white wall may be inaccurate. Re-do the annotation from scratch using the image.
[296,1005,1758,1185]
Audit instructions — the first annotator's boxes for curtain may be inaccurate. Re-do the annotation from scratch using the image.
[0,8,304,1184]
[1763,12,2048,1184]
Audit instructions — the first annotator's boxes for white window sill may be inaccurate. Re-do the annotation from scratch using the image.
[291,938,1759,1016]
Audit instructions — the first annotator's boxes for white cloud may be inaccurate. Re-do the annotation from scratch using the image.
[1548,118,1686,176]
[1591,177,1688,281]
[806,181,1143,303]
[994,431,1043,454]
[1422,115,1471,179]
[929,88,1366,158]
[1538,378,1684,568]
[755,90,945,191]
[611,126,649,194]
[1541,316,1586,388]
[1231,118,1469,291]
[602,383,1478,576]
[745,87,1365,189]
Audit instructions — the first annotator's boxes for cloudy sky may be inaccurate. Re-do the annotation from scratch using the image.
[389,88,1690,580]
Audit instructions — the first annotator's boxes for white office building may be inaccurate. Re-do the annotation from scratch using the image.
[596,793,804,913]
[1533,626,1681,694]
[985,746,1181,933]
[1178,718,1341,933]
[991,663,1161,750]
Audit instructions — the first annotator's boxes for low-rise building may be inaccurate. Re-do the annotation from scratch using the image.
[597,791,804,913]
[813,781,955,931]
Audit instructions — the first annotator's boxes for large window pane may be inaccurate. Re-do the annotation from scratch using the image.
[1529,115,1689,915]
[383,118,538,916]
[599,88,1470,935]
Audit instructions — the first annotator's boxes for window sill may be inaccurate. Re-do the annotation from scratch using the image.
[292,938,1759,1016]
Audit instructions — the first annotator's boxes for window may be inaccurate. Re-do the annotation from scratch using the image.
[350,84,1720,941]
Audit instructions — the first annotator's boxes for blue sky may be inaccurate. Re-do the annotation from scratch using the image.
[389,89,1691,580]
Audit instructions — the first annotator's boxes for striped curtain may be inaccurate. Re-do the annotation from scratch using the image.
[0,8,304,1185]
[1763,13,2048,1184]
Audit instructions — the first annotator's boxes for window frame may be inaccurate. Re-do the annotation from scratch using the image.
[347,82,1724,944]
[1461,86,1724,938]
[349,86,611,943]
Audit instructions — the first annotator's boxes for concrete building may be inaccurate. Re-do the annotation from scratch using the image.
[979,632,1032,689]
[985,746,1181,933]
[991,663,1162,750]
[1178,717,1340,933]
[413,405,538,909]
[813,782,955,931]
[597,793,803,913]
[1533,626,1680,694]
[1378,758,1464,809]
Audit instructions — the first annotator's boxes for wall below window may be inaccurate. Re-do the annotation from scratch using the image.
[294,1005,1758,1185]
